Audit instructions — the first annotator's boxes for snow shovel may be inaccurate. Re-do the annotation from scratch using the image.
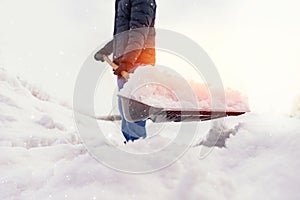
[118,95,246,123]
[103,55,246,123]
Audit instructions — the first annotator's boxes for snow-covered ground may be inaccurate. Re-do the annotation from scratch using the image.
[291,95,300,118]
[1,68,300,200]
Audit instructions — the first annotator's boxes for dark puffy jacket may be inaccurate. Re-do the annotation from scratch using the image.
[103,0,156,69]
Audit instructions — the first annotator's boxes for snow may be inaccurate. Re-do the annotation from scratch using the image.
[291,95,300,118]
[1,68,300,199]
[119,66,249,111]
[119,65,198,109]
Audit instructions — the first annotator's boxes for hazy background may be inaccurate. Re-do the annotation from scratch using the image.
[0,0,299,114]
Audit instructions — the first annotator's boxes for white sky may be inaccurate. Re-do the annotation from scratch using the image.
[0,0,300,114]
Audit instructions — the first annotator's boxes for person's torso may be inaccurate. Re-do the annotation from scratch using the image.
[113,0,156,66]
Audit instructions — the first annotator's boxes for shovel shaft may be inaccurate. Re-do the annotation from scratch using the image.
[103,55,129,79]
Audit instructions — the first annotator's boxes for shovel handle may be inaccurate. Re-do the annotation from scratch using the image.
[103,55,129,79]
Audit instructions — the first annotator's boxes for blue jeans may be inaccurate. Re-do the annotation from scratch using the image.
[117,78,146,142]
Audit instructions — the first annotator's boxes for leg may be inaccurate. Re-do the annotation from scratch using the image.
[117,78,147,142]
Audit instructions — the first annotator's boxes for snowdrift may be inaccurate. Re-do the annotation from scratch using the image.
[1,68,300,200]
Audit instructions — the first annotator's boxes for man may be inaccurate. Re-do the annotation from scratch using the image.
[94,0,157,143]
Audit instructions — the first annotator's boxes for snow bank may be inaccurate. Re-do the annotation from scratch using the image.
[0,68,79,149]
[119,66,249,111]
[0,68,72,108]
[1,68,300,200]
[0,68,51,104]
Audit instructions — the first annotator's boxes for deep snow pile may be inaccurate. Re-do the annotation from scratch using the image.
[119,66,249,111]
[1,68,300,200]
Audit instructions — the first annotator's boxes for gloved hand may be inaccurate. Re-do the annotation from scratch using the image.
[94,40,113,62]
[113,62,132,77]
[94,48,110,62]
